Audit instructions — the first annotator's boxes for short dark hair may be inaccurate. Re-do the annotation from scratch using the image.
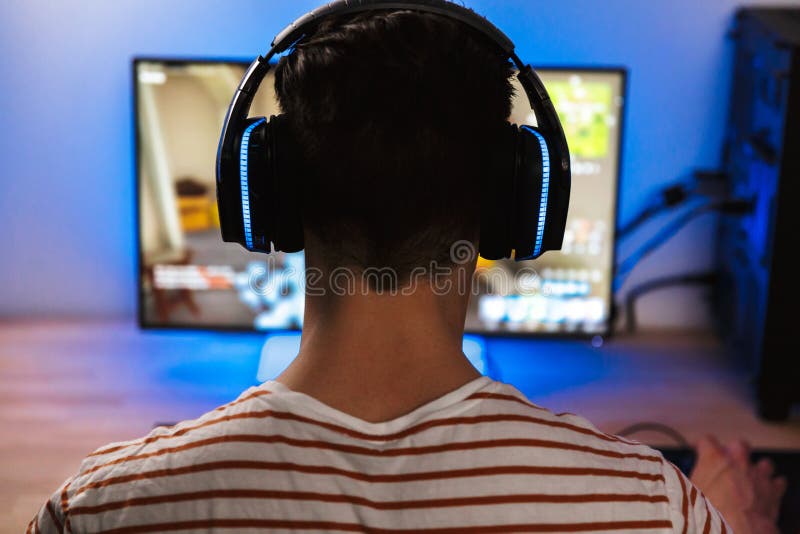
[275,9,514,280]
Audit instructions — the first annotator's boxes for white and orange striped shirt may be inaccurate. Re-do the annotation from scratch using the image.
[31,377,728,533]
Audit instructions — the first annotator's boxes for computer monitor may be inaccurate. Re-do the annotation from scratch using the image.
[135,58,624,335]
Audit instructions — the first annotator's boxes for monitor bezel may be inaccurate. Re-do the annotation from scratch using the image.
[133,56,627,339]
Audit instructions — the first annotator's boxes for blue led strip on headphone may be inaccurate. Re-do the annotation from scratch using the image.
[522,126,550,258]
[240,118,266,250]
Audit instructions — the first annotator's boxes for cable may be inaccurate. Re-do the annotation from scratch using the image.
[617,183,693,240]
[615,203,718,290]
[617,203,669,240]
[624,271,717,333]
[616,170,729,241]
[614,421,690,448]
[614,199,752,291]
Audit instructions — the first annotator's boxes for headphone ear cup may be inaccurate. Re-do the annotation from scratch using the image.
[479,123,519,260]
[227,114,304,254]
[512,125,546,260]
[222,116,270,252]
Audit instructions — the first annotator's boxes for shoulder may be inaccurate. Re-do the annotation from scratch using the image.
[470,380,665,463]
[472,380,729,533]
[469,381,671,517]
[78,385,273,469]
[58,384,277,530]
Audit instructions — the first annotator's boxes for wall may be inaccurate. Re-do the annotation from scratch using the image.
[0,0,797,327]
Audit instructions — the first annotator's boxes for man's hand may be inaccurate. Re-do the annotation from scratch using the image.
[690,436,787,534]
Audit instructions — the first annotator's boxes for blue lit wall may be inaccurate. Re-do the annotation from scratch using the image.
[0,0,795,326]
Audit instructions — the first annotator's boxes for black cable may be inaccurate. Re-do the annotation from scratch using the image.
[614,199,752,291]
[616,184,693,240]
[616,170,729,241]
[614,421,691,448]
[617,203,668,240]
[624,271,718,333]
[614,203,717,290]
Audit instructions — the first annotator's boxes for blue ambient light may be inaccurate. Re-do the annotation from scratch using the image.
[240,118,266,250]
[522,126,550,258]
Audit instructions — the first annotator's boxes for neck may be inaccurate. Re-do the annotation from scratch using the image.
[275,282,481,423]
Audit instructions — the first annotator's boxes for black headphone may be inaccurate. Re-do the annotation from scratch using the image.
[216,0,571,261]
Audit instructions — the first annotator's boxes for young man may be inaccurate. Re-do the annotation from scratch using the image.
[32,7,783,533]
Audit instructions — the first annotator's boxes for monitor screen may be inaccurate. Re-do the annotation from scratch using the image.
[135,59,624,335]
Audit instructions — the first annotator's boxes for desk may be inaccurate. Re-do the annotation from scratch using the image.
[1,320,799,533]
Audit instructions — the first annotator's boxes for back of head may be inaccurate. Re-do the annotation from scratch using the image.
[275,9,514,283]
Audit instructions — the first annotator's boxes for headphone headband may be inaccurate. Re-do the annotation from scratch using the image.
[216,0,572,260]
[270,0,515,56]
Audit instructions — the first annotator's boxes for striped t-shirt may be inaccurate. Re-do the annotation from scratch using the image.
[31,376,728,533]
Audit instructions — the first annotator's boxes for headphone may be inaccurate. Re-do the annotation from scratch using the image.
[216,0,571,261]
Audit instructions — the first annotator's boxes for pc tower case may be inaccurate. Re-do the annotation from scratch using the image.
[714,8,800,420]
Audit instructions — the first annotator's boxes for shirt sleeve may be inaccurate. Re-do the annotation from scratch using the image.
[27,477,73,534]
[662,458,730,533]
